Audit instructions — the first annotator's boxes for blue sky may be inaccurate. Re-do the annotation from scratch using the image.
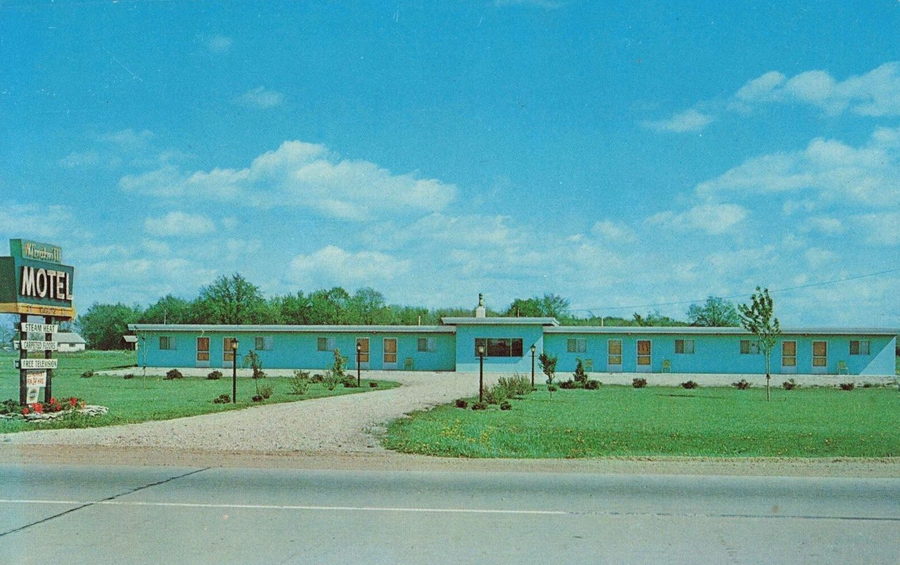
[2,0,898,326]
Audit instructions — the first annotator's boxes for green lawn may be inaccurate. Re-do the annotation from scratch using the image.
[0,350,396,433]
[383,385,900,458]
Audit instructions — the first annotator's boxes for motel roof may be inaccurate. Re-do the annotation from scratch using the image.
[440,317,560,326]
[128,324,455,334]
[543,326,898,336]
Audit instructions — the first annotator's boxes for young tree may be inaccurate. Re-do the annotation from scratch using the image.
[687,296,741,327]
[738,287,781,401]
[539,352,558,398]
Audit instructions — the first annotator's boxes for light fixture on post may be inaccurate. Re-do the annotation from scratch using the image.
[356,342,362,387]
[231,338,239,404]
[477,342,486,403]
[530,344,536,389]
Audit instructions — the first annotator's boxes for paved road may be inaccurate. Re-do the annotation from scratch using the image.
[1,465,897,564]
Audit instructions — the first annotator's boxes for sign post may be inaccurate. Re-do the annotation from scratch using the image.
[1,240,74,405]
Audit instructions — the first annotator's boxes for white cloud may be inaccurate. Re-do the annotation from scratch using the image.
[0,204,77,240]
[804,247,838,269]
[734,62,900,117]
[287,245,410,288]
[646,203,748,235]
[591,220,636,242]
[204,35,232,54]
[120,140,458,220]
[144,211,215,237]
[850,212,900,246]
[642,108,714,133]
[236,86,285,109]
[696,127,900,206]
[805,216,845,235]
[142,239,171,255]
[98,128,154,148]
[59,151,102,168]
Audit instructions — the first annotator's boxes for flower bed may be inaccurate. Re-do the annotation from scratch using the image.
[0,397,108,422]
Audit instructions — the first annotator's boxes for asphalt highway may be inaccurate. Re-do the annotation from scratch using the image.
[1,465,897,564]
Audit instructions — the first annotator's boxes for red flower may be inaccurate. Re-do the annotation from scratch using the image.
[21,406,30,415]
[50,397,58,405]
[69,397,78,407]
[31,403,44,414]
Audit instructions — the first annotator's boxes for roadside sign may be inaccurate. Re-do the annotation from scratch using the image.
[18,340,58,352]
[20,322,59,334]
[26,371,47,387]
[15,358,58,370]
[26,387,40,404]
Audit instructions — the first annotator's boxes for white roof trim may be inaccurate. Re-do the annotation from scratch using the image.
[128,324,455,334]
[441,317,560,326]
[544,326,898,336]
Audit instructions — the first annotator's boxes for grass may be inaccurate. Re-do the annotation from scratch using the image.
[383,384,900,458]
[0,350,396,433]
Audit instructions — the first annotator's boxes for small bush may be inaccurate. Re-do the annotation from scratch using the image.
[471,401,488,411]
[369,381,378,388]
[81,370,95,378]
[123,373,134,380]
[323,372,340,391]
[573,358,588,384]
[207,370,223,380]
[483,383,509,405]
[782,379,798,390]
[632,377,647,388]
[1,399,20,415]
[500,401,512,411]
[165,369,184,380]
[455,398,468,409]
[733,379,750,390]
[584,379,601,390]
[839,382,855,391]
[342,376,358,388]
[681,380,698,389]
[252,395,264,402]
[258,384,273,399]
[547,385,558,392]
[289,370,311,395]
[212,393,231,404]
[497,375,531,397]
[310,373,324,383]
[559,379,577,389]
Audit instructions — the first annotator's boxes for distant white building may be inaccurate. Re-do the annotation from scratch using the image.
[53,332,86,352]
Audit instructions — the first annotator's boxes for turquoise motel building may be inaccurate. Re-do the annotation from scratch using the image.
[128,311,896,378]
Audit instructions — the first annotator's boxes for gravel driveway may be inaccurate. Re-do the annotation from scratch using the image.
[3,372,490,454]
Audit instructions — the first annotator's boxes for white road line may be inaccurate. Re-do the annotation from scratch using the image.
[0,499,568,516]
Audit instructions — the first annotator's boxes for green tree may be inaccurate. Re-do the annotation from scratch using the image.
[687,297,741,327]
[738,287,781,401]
[506,294,570,318]
[76,303,143,349]
[506,297,542,317]
[348,287,390,324]
[307,287,350,324]
[195,274,271,324]
[141,295,194,324]
[272,291,313,324]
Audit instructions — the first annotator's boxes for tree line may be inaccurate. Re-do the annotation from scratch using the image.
[72,273,743,349]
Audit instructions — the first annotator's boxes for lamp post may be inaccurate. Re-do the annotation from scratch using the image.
[530,344,536,389]
[231,338,239,404]
[356,342,362,387]
[477,343,485,403]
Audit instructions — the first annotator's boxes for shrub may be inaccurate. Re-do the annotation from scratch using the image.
[539,352,558,386]
[733,379,751,390]
[81,370,95,378]
[500,401,512,411]
[471,401,488,411]
[288,370,311,395]
[1,399,20,415]
[839,382,855,391]
[257,384,273,399]
[632,377,647,388]
[331,349,347,378]
[207,370,223,380]
[782,379,798,390]
[455,398,468,409]
[681,380,698,389]
[342,376,358,388]
[369,381,378,388]
[497,375,531,397]
[123,373,134,380]
[165,369,184,380]
[573,358,588,383]
[323,372,340,391]
[252,395,264,402]
[310,373,324,383]
[584,379,601,390]
[213,394,231,404]
[559,379,577,390]
[547,385,558,392]
[483,383,509,405]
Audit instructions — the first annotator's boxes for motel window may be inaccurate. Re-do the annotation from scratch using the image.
[607,339,622,366]
[255,336,273,351]
[782,341,796,367]
[849,340,870,355]
[567,338,587,353]
[159,336,175,350]
[417,337,436,352]
[317,337,336,352]
[196,337,209,362]
[812,341,827,367]
[740,340,760,354]
[475,338,524,358]
[674,339,695,354]
[223,338,237,362]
